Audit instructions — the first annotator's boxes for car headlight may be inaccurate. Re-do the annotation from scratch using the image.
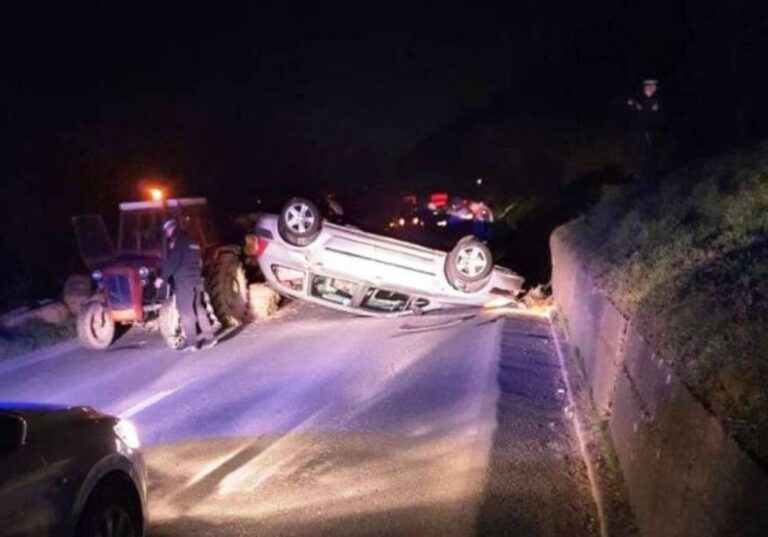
[91,269,103,281]
[113,419,140,449]
[138,266,149,279]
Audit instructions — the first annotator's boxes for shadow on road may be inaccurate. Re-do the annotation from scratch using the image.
[476,316,598,537]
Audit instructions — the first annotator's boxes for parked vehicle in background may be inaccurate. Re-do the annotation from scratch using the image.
[253,197,524,317]
[72,197,257,350]
[0,402,147,537]
[385,192,496,246]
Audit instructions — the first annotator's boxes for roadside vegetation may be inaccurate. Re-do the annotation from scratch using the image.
[563,141,768,464]
[0,317,75,361]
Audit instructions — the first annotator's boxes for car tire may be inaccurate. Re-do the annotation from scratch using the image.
[445,236,493,293]
[159,295,186,349]
[278,197,322,246]
[77,301,116,350]
[207,250,248,327]
[76,474,142,537]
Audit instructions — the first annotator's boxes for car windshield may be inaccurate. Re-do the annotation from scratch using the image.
[361,288,410,313]
[310,276,359,306]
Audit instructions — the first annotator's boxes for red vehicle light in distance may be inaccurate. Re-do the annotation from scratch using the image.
[429,193,448,207]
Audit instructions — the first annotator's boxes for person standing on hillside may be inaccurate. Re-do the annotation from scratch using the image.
[627,78,664,182]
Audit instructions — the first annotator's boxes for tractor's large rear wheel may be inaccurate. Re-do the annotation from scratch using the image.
[77,301,116,350]
[207,251,248,328]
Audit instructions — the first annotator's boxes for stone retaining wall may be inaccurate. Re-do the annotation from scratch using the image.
[551,225,768,537]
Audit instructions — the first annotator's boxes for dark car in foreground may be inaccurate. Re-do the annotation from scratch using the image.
[0,402,147,537]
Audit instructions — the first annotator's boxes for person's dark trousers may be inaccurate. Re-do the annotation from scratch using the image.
[633,130,660,185]
[175,282,199,347]
[193,284,215,340]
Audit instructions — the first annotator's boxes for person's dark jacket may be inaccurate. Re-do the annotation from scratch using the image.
[628,93,663,134]
[160,230,203,284]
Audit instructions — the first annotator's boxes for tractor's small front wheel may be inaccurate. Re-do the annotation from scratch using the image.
[77,301,116,350]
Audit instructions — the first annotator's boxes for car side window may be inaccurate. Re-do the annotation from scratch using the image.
[361,288,410,313]
[310,276,360,306]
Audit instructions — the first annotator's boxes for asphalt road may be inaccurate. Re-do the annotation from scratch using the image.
[0,301,598,536]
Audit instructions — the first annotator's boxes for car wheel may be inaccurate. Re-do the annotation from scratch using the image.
[159,296,186,349]
[278,197,322,246]
[445,236,493,292]
[76,475,142,537]
[77,301,116,350]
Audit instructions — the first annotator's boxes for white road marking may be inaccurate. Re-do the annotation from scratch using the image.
[119,383,189,418]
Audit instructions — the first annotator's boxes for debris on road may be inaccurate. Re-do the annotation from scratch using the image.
[248,283,281,319]
[522,283,553,307]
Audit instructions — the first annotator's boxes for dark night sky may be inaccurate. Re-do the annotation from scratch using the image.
[5,2,626,165]
[2,1,768,302]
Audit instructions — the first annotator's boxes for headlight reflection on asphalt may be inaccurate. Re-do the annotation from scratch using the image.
[483,297,514,309]
[114,419,141,449]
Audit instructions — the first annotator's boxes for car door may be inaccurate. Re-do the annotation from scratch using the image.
[0,414,54,536]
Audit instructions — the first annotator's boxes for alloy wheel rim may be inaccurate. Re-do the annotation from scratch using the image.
[285,203,315,234]
[456,246,488,278]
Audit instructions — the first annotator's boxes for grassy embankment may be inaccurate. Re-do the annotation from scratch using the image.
[561,142,768,464]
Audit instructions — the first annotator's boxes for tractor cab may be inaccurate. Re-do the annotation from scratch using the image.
[73,198,217,269]
[118,198,218,259]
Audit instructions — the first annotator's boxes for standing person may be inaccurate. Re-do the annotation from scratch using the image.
[627,78,664,182]
[154,219,216,350]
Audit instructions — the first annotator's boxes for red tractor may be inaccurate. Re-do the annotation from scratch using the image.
[72,197,255,349]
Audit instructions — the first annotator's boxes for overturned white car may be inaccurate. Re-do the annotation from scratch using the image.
[253,197,524,316]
